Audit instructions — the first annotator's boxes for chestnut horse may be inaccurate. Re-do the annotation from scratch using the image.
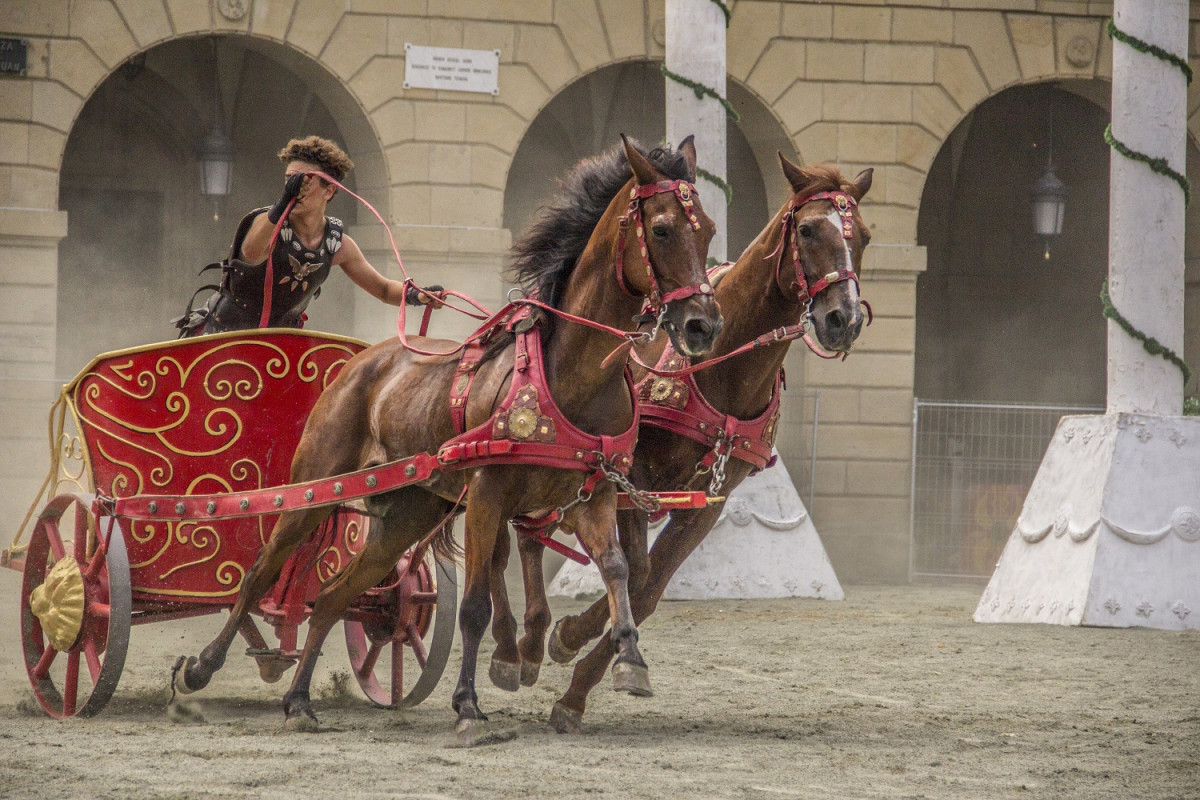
[488,157,873,733]
[172,137,722,741]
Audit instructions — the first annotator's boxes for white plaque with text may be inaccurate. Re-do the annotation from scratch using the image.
[404,44,500,95]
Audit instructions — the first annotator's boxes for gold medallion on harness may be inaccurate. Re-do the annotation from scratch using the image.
[509,407,539,439]
[649,377,675,402]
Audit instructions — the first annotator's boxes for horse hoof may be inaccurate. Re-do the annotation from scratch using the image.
[612,662,653,697]
[455,717,491,747]
[489,657,521,692]
[284,711,321,733]
[549,702,583,735]
[520,660,540,687]
[171,655,201,696]
[257,657,294,684]
[547,620,578,664]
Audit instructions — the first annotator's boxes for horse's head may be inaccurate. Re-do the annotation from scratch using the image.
[776,154,873,353]
[618,135,722,358]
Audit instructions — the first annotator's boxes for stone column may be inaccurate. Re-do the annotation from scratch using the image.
[976,0,1198,631]
[1106,0,1187,415]
[665,0,728,263]
[0,208,67,559]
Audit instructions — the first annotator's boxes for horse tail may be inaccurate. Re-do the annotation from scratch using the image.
[431,517,464,564]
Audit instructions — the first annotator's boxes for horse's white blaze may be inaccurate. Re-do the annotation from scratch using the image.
[823,209,860,303]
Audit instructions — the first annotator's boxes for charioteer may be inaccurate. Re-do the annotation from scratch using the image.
[177,135,439,336]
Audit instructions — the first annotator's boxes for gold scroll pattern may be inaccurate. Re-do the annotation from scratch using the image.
[57,334,364,598]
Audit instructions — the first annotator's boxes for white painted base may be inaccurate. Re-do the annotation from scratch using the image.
[549,453,844,601]
[976,413,1200,630]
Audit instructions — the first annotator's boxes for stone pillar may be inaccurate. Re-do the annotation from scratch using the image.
[976,0,1198,631]
[665,0,727,262]
[0,208,67,555]
[1106,0,1186,415]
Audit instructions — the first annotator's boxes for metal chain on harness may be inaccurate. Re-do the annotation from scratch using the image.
[707,437,732,496]
[599,458,662,514]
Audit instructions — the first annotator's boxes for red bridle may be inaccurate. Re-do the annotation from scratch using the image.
[773,190,863,305]
[614,179,715,317]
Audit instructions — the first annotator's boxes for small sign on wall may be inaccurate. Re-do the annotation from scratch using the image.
[0,37,28,77]
[404,44,500,95]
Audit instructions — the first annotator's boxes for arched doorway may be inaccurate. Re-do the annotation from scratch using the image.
[57,36,385,374]
[501,61,783,264]
[915,82,1113,406]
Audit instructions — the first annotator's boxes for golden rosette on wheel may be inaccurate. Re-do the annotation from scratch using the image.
[30,556,85,651]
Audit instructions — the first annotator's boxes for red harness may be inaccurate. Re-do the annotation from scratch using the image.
[437,177,712,558]
[630,190,868,500]
[636,345,781,487]
[615,180,713,311]
[436,307,639,560]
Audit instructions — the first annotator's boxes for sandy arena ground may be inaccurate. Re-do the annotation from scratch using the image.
[1,572,1197,800]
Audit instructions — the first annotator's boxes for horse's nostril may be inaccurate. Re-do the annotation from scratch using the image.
[827,309,846,335]
[685,317,713,340]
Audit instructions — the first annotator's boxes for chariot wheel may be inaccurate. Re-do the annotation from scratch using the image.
[343,548,456,709]
[20,493,131,718]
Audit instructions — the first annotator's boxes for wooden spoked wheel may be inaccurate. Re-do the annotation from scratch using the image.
[344,548,457,709]
[20,493,131,718]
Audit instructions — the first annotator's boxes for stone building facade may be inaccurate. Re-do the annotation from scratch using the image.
[2,0,1198,582]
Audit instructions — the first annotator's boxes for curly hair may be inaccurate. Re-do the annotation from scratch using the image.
[277,136,355,183]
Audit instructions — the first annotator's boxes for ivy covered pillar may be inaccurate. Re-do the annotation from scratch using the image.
[665,0,729,263]
[976,0,1199,631]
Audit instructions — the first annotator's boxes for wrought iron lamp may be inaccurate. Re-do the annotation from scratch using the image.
[195,38,235,221]
[1030,100,1067,260]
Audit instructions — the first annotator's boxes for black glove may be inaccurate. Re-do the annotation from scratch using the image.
[267,172,306,224]
[405,283,444,306]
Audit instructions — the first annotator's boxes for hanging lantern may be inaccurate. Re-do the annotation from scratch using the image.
[1030,165,1068,260]
[195,38,235,221]
[196,122,235,200]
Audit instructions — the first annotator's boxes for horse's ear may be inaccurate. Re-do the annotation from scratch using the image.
[677,135,698,182]
[622,134,660,186]
[778,151,812,194]
[849,167,874,201]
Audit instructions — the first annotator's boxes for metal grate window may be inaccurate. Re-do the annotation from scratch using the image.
[909,400,1102,580]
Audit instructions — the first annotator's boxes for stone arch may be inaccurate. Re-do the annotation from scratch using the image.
[729,9,1119,244]
[54,33,386,371]
[501,61,794,265]
[913,80,1114,406]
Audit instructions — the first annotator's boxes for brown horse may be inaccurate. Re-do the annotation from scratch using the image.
[171,136,721,740]
[488,157,872,733]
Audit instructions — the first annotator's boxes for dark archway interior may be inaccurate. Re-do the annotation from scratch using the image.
[916,83,1112,405]
[502,61,770,264]
[57,36,369,375]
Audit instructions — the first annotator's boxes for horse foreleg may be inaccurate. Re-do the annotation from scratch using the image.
[487,525,522,692]
[548,508,648,664]
[453,493,503,744]
[551,507,719,733]
[174,506,333,695]
[514,533,550,686]
[566,500,649,699]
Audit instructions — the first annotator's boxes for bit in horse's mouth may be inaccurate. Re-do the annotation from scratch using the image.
[664,320,703,358]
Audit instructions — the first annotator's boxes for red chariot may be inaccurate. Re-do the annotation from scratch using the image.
[4,330,457,718]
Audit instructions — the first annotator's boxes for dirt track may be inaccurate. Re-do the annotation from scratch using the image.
[1,577,1198,799]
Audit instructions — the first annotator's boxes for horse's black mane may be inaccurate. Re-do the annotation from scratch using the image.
[507,139,693,309]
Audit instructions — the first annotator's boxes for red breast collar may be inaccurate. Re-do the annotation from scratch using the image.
[438,308,637,476]
[634,344,781,473]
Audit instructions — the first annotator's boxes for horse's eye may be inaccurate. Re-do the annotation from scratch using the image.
[798,224,814,239]
[652,224,670,239]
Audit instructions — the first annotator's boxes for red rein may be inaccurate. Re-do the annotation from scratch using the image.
[263,173,863,378]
